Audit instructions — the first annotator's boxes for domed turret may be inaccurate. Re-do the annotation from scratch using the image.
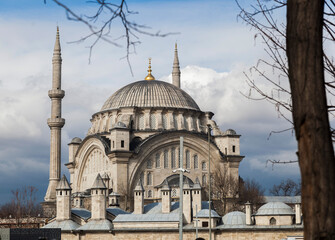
[222,211,246,225]
[256,202,294,216]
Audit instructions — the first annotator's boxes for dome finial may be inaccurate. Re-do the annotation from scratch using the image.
[145,58,155,81]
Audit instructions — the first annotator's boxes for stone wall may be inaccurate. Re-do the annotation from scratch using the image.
[60,229,303,240]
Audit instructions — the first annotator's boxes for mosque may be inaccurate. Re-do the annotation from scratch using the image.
[42,28,304,239]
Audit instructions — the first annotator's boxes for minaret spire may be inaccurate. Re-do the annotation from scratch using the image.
[172,43,181,88]
[44,27,65,204]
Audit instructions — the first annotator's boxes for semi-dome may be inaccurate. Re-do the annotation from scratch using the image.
[222,211,246,225]
[100,80,200,111]
[256,202,294,216]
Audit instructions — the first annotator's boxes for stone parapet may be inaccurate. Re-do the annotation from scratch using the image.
[48,89,65,99]
[47,118,65,128]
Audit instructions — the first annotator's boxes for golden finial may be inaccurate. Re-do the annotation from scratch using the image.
[145,58,155,81]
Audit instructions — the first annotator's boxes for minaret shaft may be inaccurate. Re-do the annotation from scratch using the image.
[172,43,181,88]
[49,128,61,179]
[45,27,65,202]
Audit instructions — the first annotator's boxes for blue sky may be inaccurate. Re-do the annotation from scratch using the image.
[0,0,300,204]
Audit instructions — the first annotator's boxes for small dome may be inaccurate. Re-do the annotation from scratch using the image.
[222,211,246,225]
[225,129,236,135]
[71,137,82,144]
[256,202,294,216]
[100,80,200,111]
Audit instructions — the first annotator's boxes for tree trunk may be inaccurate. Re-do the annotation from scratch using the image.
[287,0,335,239]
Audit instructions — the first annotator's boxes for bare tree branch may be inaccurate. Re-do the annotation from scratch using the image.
[45,0,178,74]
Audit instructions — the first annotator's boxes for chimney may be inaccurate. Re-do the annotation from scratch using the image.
[161,179,171,213]
[183,178,192,224]
[295,203,302,224]
[245,202,252,225]
[91,174,107,220]
[133,179,144,214]
[192,177,202,217]
[56,175,72,221]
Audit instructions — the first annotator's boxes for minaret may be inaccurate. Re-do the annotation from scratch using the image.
[45,27,65,202]
[172,43,181,88]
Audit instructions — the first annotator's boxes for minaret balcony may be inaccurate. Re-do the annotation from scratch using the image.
[47,118,65,128]
[48,89,65,99]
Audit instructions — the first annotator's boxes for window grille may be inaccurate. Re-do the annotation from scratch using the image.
[194,155,199,169]
[147,172,152,185]
[202,174,207,185]
[147,159,152,169]
[171,148,176,168]
[155,153,160,168]
[139,114,144,129]
[184,116,188,130]
[162,114,167,129]
[202,162,207,170]
[164,150,168,168]
[186,150,190,169]
[150,114,156,129]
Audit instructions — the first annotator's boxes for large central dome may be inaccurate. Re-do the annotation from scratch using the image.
[100,80,200,111]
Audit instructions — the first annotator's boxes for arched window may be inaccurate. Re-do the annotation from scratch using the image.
[173,114,177,129]
[194,155,199,169]
[164,150,168,168]
[202,174,207,185]
[155,153,160,168]
[202,162,207,170]
[193,117,197,131]
[172,189,177,197]
[147,159,152,169]
[162,114,167,129]
[147,172,152,185]
[150,114,156,129]
[186,150,190,169]
[171,148,176,168]
[109,115,115,129]
[270,217,276,225]
[232,145,236,153]
[148,190,152,198]
[139,114,144,129]
[184,116,188,130]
